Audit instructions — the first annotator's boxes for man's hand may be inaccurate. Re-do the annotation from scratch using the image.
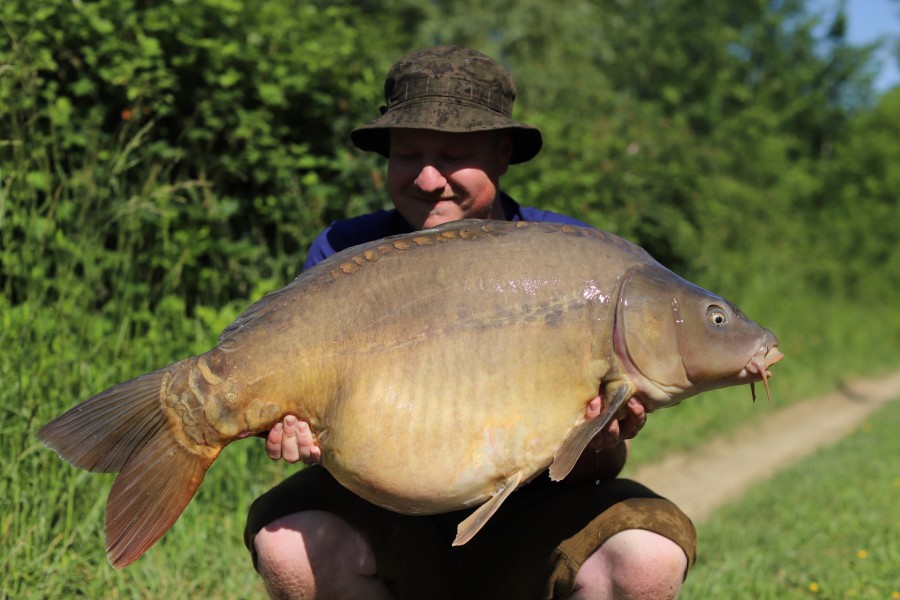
[265,415,321,465]
[584,396,647,450]
[558,395,646,484]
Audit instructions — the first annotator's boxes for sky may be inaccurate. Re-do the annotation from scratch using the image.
[816,0,900,92]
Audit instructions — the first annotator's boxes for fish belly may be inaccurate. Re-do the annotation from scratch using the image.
[318,318,599,515]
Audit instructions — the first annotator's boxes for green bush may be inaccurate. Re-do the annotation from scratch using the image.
[1,0,417,321]
[809,88,900,301]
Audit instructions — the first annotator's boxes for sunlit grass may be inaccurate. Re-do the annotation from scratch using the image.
[0,299,283,599]
[681,399,900,599]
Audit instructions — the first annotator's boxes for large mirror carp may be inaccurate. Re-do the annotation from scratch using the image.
[38,220,783,567]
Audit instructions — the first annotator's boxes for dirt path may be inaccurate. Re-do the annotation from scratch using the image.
[630,369,900,523]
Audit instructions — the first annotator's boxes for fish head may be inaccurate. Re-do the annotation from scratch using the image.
[614,263,783,410]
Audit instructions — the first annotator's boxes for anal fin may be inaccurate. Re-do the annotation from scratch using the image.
[549,383,632,482]
[452,470,523,546]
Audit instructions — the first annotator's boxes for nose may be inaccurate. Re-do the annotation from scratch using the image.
[414,165,447,194]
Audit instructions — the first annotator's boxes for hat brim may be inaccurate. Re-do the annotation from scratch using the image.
[350,99,542,164]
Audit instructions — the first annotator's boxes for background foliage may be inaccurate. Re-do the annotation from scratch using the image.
[2,0,899,596]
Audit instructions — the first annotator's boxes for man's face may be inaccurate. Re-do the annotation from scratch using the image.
[388,128,512,231]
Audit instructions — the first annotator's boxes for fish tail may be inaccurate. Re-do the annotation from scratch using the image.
[37,363,219,568]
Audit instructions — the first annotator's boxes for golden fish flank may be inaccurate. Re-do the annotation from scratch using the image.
[37,219,782,568]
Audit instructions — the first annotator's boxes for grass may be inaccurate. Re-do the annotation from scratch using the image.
[680,398,900,599]
[0,306,280,599]
[0,264,276,598]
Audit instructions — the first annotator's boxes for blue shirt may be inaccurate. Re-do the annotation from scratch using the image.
[303,193,590,270]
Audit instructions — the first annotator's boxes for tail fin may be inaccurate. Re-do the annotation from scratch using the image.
[37,366,218,568]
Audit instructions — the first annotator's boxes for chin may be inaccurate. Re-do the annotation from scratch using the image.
[421,214,460,229]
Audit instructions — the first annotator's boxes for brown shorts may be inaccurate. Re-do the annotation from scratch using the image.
[244,466,696,599]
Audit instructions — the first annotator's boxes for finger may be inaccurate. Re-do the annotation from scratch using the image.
[627,397,645,419]
[588,417,621,451]
[295,419,315,447]
[619,399,647,439]
[584,395,603,420]
[603,418,621,448]
[295,420,323,465]
[265,423,284,461]
[280,415,302,464]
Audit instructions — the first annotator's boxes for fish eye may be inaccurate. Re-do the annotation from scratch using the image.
[707,305,728,327]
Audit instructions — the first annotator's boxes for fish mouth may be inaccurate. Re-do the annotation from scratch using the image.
[742,344,784,402]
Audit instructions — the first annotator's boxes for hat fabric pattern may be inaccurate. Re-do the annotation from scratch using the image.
[351,46,542,164]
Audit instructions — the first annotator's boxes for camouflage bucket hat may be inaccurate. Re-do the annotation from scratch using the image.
[351,45,542,164]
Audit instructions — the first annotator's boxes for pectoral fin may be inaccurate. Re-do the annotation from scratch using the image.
[549,383,633,482]
[452,470,523,546]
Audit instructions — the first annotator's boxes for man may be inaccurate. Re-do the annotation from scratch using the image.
[245,45,696,600]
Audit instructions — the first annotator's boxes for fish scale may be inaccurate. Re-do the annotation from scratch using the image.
[38,219,782,567]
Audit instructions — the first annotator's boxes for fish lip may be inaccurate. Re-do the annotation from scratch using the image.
[739,343,783,402]
[729,344,782,383]
[744,343,784,377]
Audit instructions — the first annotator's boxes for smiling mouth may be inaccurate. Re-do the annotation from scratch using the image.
[416,194,459,203]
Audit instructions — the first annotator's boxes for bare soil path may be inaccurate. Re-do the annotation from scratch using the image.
[630,369,900,523]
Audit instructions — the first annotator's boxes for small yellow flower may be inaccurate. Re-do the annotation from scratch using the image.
[893,476,900,487]
[856,549,868,559]
[890,591,899,599]
[809,582,820,593]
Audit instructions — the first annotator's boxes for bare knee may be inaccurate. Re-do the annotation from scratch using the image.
[570,529,688,600]
[253,510,391,599]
